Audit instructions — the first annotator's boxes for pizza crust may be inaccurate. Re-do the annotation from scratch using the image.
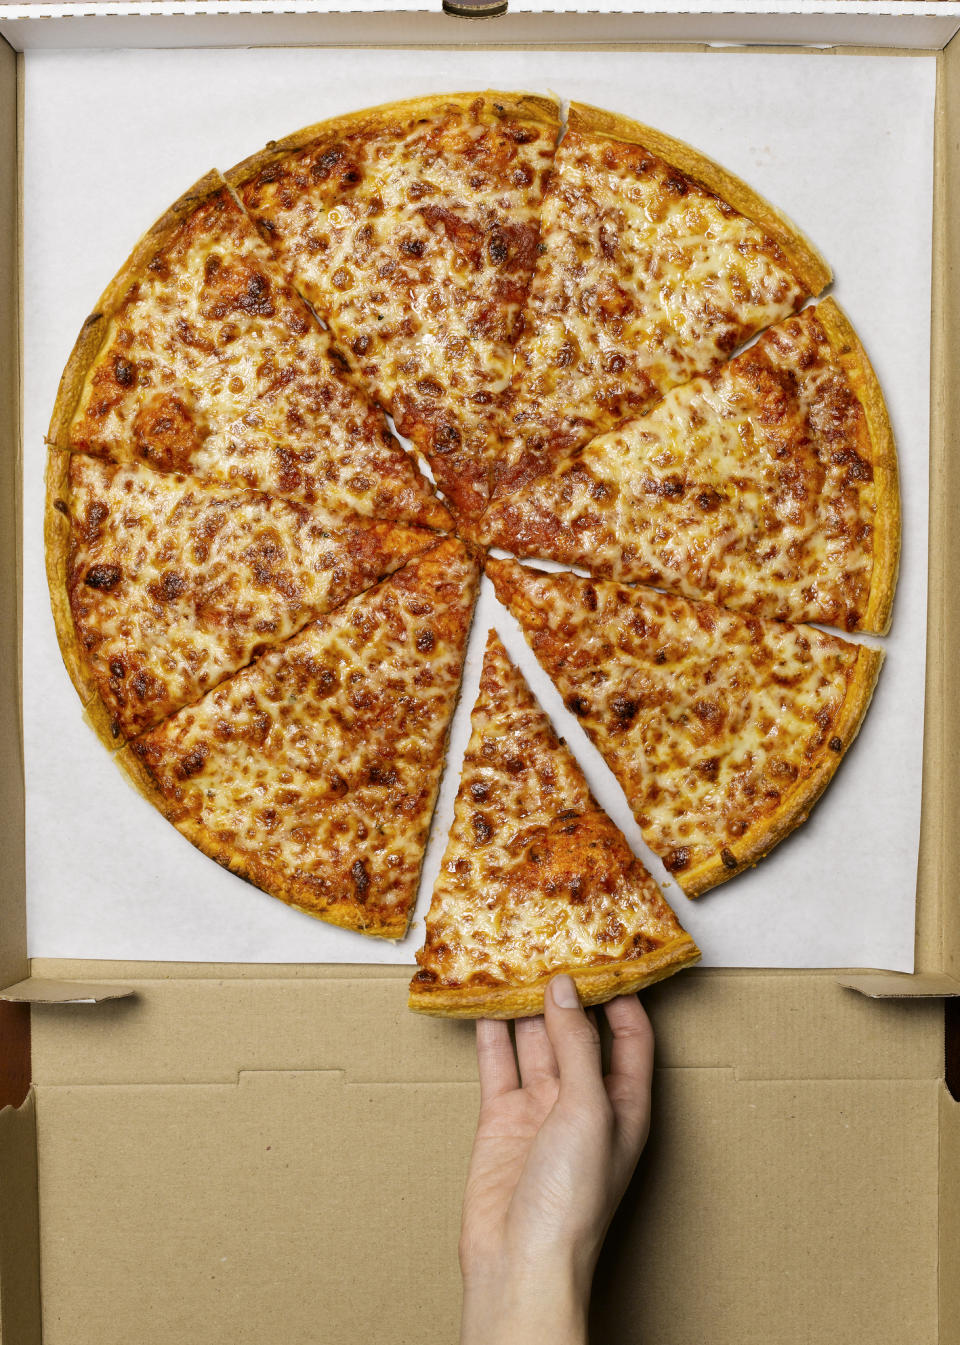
[815,298,901,637]
[224,90,560,192]
[44,448,126,752]
[46,169,227,451]
[567,102,831,300]
[116,742,410,939]
[408,932,701,1018]
[679,643,884,897]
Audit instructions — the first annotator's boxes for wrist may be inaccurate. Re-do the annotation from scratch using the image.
[460,1255,592,1345]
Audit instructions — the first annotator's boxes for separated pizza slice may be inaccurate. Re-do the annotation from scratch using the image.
[499,104,831,488]
[46,451,438,743]
[121,538,479,938]
[483,300,899,634]
[409,630,699,1018]
[229,92,559,522]
[49,171,448,530]
[487,559,882,898]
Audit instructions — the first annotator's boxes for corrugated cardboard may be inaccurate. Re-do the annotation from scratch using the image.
[1,8,958,1344]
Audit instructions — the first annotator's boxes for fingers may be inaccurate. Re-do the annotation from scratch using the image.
[515,1014,558,1087]
[604,994,654,1087]
[603,994,654,1149]
[476,1019,519,1103]
[542,974,604,1100]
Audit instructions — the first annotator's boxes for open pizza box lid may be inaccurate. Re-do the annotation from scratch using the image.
[0,4,959,1344]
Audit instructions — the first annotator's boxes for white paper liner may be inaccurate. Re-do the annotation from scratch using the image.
[21,47,934,967]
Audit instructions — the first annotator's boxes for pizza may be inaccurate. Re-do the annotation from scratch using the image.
[496,102,832,495]
[409,630,700,1017]
[481,299,899,634]
[229,93,559,522]
[44,91,897,957]
[48,172,449,531]
[46,451,436,743]
[121,539,478,938]
[487,558,883,898]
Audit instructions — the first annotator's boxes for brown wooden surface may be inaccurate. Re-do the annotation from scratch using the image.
[0,1002,30,1110]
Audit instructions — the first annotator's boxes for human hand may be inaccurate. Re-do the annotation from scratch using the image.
[458,975,655,1345]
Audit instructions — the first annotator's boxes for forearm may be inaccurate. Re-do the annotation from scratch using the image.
[460,1261,591,1345]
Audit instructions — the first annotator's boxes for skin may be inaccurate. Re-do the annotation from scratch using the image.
[459,975,655,1345]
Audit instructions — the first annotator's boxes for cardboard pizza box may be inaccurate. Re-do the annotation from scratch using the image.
[1,4,959,1343]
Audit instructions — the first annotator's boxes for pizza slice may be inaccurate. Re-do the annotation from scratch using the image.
[46,451,438,743]
[482,300,899,634]
[49,172,448,531]
[121,539,479,937]
[487,559,883,898]
[198,365,452,529]
[409,630,699,1017]
[498,104,831,490]
[229,92,559,522]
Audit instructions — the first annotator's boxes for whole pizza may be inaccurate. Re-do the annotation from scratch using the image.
[44,92,899,1014]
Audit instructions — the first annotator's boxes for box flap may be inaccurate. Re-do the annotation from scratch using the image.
[0,977,135,1005]
[0,12,25,997]
[1,5,960,55]
[0,1091,41,1345]
[839,973,960,998]
[31,1065,943,1345]
[27,969,944,1088]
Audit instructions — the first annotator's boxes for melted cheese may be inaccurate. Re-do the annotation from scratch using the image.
[65,184,447,531]
[484,305,877,630]
[503,128,812,475]
[414,631,689,989]
[132,540,479,935]
[488,559,864,893]
[236,95,558,519]
[67,456,434,738]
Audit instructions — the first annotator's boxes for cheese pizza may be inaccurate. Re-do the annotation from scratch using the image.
[46,451,435,743]
[482,300,899,633]
[487,558,883,898]
[122,539,478,938]
[48,172,448,531]
[498,103,831,494]
[409,630,699,1017]
[229,93,559,523]
[44,92,897,946]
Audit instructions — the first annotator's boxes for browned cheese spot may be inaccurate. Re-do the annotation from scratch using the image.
[664,846,690,873]
[84,563,122,591]
[472,812,494,844]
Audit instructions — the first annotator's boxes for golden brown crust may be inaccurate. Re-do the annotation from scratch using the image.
[224,91,559,191]
[680,644,884,897]
[815,298,901,636]
[408,933,701,1018]
[116,742,409,939]
[44,449,123,752]
[567,102,831,299]
[46,169,225,450]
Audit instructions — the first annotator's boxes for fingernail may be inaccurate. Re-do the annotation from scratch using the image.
[551,974,579,1008]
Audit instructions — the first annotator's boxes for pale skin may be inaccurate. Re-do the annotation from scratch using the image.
[459,974,655,1345]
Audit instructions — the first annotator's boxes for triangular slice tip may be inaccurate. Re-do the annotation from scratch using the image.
[409,629,699,1017]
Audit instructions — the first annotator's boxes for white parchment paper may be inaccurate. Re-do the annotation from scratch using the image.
[22,47,935,967]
